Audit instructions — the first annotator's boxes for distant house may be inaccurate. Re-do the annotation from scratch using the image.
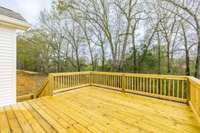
[0,6,30,106]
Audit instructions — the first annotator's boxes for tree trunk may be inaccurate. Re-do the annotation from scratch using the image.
[162,0,199,77]
[100,42,105,71]
[118,0,133,70]
[131,24,137,72]
[75,48,80,72]
[57,49,61,72]
[181,23,190,75]
[165,36,171,74]
[195,25,200,78]
[157,32,161,74]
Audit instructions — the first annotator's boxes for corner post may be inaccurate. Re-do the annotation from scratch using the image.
[187,77,191,102]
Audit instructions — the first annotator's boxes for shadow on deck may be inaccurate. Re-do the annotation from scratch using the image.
[1,86,200,133]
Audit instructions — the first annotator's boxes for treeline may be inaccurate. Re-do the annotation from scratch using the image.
[17,0,200,77]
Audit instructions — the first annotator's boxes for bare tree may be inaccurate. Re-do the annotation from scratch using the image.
[181,22,190,75]
[162,0,200,77]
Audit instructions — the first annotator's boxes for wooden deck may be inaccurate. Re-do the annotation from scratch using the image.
[1,86,200,133]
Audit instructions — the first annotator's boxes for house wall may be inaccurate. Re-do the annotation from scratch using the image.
[0,26,16,106]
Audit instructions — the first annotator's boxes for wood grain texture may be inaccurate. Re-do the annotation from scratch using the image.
[0,86,200,133]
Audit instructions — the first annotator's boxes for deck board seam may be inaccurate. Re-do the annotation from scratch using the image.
[2,107,11,133]
[36,99,83,132]
[29,101,70,133]
[12,105,36,133]
[5,106,23,133]
[59,91,180,132]
[17,103,46,133]
[26,102,60,133]
[58,87,200,132]
[45,97,109,133]
[52,95,141,132]
[22,102,58,133]
[39,98,94,133]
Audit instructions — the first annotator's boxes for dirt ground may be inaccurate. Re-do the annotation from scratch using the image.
[17,70,47,96]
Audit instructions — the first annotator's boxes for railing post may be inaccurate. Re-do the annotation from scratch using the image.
[187,78,191,102]
[48,73,54,96]
[122,74,126,92]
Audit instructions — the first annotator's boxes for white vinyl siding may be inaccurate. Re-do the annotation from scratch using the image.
[0,27,16,106]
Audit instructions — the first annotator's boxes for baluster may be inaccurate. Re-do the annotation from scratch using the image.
[168,80,171,96]
[156,79,159,94]
[146,78,148,92]
[182,80,184,99]
[160,79,163,95]
[131,76,134,90]
[172,80,175,97]
[177,80,180,98]
[149,78,152,93]
[152,79,155,94]
[164,79,166,96]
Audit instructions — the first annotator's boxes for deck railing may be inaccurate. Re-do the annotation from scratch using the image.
[49,72,90,94]
[41,71,199,121]
[188,77,200,122]
[34,80,49,98]
[91,72,189,103]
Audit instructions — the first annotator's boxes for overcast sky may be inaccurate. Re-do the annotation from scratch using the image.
[0,0,52,25]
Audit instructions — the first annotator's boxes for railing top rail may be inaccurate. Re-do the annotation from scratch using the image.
[188,76,200,86]
[48,71,191,80]
[49,71,91,76]
[92,71,189,80]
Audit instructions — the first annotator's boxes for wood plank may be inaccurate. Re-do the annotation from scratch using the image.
[0,107,11,133]
[11,105,34,133]
[4,106,23,133]
[35,99,87,133]
[42,97,112,133]
[28,101,68,133]
[67,87,200,132]
[16,103,46,133]
[39,98,92,133]
[62,91,178,132]
[22,102,58,133]
[54,98,142,133]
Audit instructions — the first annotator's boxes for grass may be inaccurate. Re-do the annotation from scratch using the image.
[17,70,47,96]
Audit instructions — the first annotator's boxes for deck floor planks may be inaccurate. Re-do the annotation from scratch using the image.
[53,94,149,132]
[83,87,196,121]
[11,105,34,133]
[16,103,46,133]
[41,97,114,133]
[61,87,198,132]
[55,86,200,133]
[57,89,179,132]
[0,86,200,133]
[94,87,199,129]
[0,107,11,133]
[29,101,68,133]
[38,99,92,133]
[4,106,23,133]
[33,101,77,133]
[43,96,134,133]
[34,99,83,133]
[22,102,58,133]
[75,88,195,123]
